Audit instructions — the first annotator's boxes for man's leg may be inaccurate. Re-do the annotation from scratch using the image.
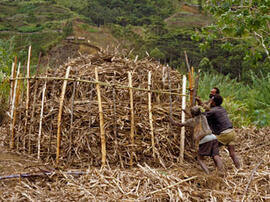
[197,155,209,174]
[213,155,224,171]
[228,145,240,168]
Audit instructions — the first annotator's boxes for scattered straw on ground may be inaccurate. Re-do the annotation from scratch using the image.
[1,127,269,201]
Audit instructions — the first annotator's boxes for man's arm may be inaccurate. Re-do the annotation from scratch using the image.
[171,118,193,127]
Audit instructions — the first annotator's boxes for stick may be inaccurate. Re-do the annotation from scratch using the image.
[9,60,16,107]
[28,53,42,154]
[180,75,187,163]
[69,80,77,158]
[148,176,197,196]
[148,71,155,158]
[184,51,190,72]
[241,159,264,202]
[95,67,106,167]
[189,66,194,106]
[192,71,200,106]
[38,75,47,159]
[128,72,135,167]
[10,76,185,96]
[0,171,87,180]
[10,63,21,149]
[24,46,31,152]
[56,66,71,165]
[167,65,173,128]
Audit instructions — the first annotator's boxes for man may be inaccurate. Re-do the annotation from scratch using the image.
[172,106,224,174]
[204,94,241,169]
[196,87,220,110]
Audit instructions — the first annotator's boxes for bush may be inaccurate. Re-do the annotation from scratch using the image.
[17,24,43,33]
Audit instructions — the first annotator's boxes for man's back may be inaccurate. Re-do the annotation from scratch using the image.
[205,106,233,135]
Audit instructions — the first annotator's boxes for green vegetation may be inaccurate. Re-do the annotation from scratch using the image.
[0,0,269,126]
[198,72,270,127]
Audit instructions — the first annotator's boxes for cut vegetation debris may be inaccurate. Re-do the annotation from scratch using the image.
[0,127,269,201]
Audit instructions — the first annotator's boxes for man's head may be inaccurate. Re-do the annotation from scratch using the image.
[209,87,220,99]
[190,106,201,117]
[211,94,223,107]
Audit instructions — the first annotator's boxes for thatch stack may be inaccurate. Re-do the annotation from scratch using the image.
[14,52,187,167]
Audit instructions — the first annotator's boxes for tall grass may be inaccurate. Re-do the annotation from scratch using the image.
[197,72,270,127]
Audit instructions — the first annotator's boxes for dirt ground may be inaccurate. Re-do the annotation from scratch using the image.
[0,127,269,201]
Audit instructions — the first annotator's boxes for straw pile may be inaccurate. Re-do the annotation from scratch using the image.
[1,127,269,201]
[13,51,187,167]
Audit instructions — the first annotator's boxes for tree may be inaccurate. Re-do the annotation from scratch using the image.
[198,0,270,61]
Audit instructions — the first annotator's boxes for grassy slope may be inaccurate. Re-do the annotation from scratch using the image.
[0,1,211,66]
[0,1,119,65]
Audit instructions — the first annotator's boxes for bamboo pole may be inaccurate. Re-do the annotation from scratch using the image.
[56,66,71,165]
[10,63,21,149]
[180,75,187,163]
[69,80,77,158]
[38,75,47,159]
[167,65,173,128]
[24,46,31,152]
[28,53,42,154]
[189,66,194,106]
[9,60,16,107]
[10,76,184,96]
[128,72,135,167]
[95,68,106,167]
[148,71,155,158]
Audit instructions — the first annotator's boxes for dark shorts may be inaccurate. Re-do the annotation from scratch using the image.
[198,139,219,157]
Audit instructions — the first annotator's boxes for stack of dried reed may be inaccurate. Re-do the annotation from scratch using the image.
[12,52,189,167]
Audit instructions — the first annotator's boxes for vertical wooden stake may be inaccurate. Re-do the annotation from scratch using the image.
[167,65,173,128]
[69,80,76,156]
[38,75,47,159]
[9,61,16,107]
[56,66,71,165]
[180,75,187,163]
[10,63,21,149]
[24,46,31,152]
[95,68,106,167]
[128,72,135,167]
[148,71,155,158]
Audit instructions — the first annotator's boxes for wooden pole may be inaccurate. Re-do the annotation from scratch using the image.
[69,80,76,157]
[56,66,71,165]
[28,59,43,154]
[24,46,31,152]
[95,68,106,167]
[10,63,21,149]
[38,75,47,159]
[180,75,187,163]
[167,65,173,128]
[9,59,16,107]
[190,66,194,106]
[148,71,155,158]
[128,72,135,167]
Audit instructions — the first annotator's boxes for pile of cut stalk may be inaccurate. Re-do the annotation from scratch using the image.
[11,51,190,168]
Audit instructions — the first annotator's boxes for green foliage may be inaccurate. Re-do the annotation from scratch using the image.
[16,24,43,33]
[246,72,270,127]
[197,72,270,127]
[200,0,270,63]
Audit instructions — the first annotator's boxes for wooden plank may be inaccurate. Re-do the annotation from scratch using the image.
[56,66,71,165]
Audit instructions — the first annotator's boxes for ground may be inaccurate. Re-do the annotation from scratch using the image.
[0,127,269,201]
